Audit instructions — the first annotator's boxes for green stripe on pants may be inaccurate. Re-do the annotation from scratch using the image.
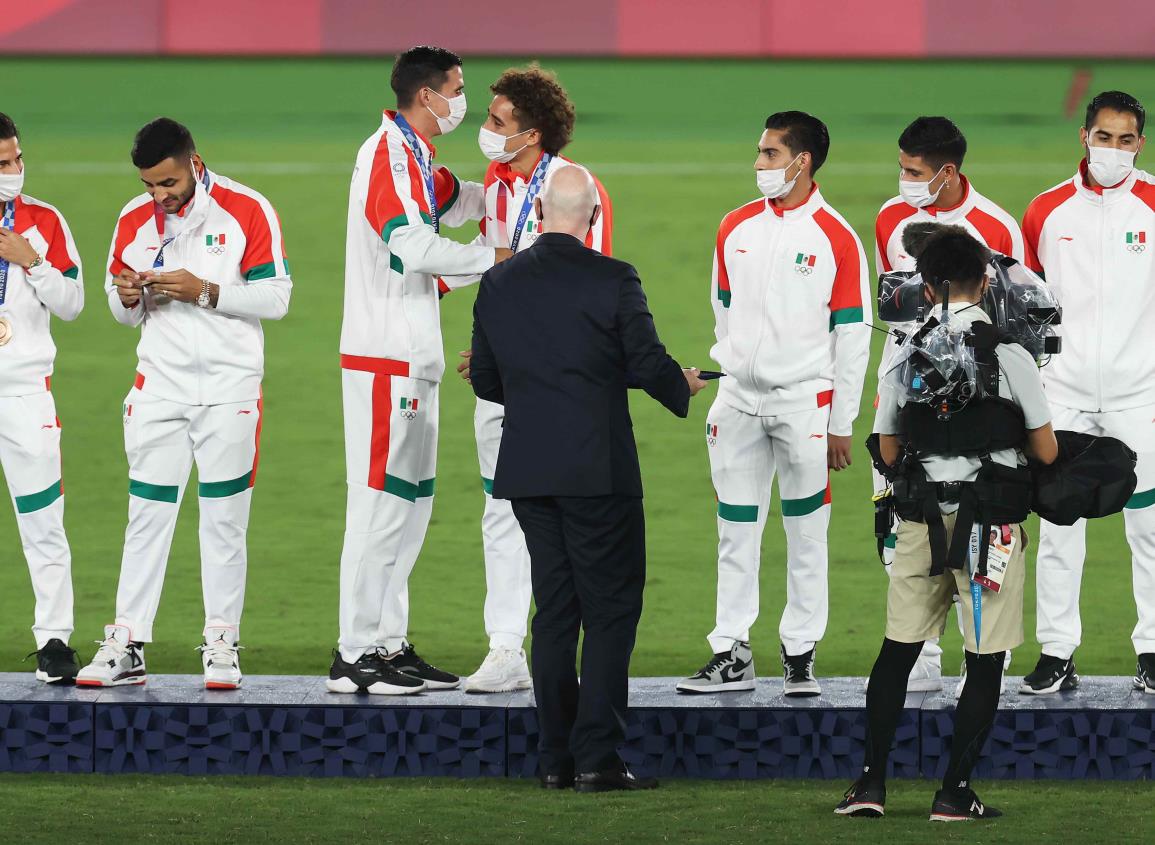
[1127,488,1155,509]
[15,480,63,514]
[718,501,758,522]
[384,475,436,502]
[199,471,253,498]
[781,488,828,517]
[481,477,494,495]
[129,479,179,503]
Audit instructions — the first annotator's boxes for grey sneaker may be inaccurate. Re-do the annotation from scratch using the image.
[781,645,821,697]
[676,642,755,693]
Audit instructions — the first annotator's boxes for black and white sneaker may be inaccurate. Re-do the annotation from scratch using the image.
[29,638,80,685]
[1019,654,1079,695]
[76,625,146,687]
[676,641,755,693]
[929,787,1003,822]
[781,645,821,697]
[834,777,885,817]
[1134,653,1155,694]
[326,650,425,695]
[381,643,460,690]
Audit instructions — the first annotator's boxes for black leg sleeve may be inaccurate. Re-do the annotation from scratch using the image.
[942,650,1005,792]
[861,638,923,783]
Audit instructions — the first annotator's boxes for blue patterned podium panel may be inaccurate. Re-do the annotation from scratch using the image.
[1,674,1152,779]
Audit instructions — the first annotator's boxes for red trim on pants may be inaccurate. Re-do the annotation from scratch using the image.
[340,354,410,377]
[368,374,393,491]
[134,372,146,389]
[817,389,833,408]
[250,390,264,487]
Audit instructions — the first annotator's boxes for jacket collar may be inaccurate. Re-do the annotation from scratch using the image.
[533,231,586,249]
[765,182,822,220]
[924,174,973,218]
[383,109,437,158]
[493,149,547,190]
[1074,157,1137,203]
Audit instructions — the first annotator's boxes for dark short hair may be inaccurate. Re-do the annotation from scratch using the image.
[899,116,967,171]
[491,65,575,156]
[764,111,830,174]
[391,45,463,109]
[0,112,17,141]
[901,222,970,260]
[917,228,991,294]
[132,118,196,169]
[1085,90,1146,135]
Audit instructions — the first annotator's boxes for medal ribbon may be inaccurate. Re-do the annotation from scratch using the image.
[392,113,439,233]
[0,201,14,306]
[507,153,553,252]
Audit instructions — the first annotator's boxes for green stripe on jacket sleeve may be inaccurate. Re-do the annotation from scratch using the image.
[829,306,864,331]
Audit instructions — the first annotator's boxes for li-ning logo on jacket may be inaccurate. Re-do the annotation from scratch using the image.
[794,252,816,275]
[206,233,227,255]
[400,396,420,420]
[1126,231,1147,253]
[706,423,718,446]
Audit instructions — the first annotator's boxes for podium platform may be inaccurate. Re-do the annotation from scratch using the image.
[1,674,1152,779]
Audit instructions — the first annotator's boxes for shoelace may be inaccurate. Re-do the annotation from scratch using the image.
[22,643,78,662]
[91,638,129,663]
[699,652,734,677]
[482,649,518,669]
[783,653,813,682]
[197,641,243,667]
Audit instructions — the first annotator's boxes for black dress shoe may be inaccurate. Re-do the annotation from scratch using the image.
[539,772,575,790]
[574,767,658,793]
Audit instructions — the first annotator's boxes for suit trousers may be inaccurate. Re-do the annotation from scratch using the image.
[511,494,645,774]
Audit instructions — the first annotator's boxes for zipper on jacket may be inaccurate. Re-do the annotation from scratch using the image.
[745,212,782,398]
[1096,195,1104,412]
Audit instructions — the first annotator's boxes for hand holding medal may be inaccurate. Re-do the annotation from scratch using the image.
[0,227,37,268]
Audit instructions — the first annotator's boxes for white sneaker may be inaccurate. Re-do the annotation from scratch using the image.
[199,626,243,690]
[76,625,146,687]
[463,647,532,694]
[906,651,944,693]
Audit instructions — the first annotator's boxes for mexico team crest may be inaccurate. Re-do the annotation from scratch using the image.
[206,233,227,255]
[706,423,718,446]
[1126,231,1147,253]
[400,397,419,420]
[795,252,816,275]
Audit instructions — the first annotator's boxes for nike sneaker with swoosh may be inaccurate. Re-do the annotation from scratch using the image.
[1134,653,1155,694]
[76,625,146,687]
[1019,654,1079,695]
[676,641,755,693]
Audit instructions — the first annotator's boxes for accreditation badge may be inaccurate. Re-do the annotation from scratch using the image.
[0,316,12,347]
[972,524,1014,593]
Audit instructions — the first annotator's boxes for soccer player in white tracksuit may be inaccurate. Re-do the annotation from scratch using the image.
[873,116,1025,692]
[678,112,870,697]
[328,46,510,696]
[0,113,84,684]
[1022,91,1155,695]
[77,118,291,690]
[441,66,613,694]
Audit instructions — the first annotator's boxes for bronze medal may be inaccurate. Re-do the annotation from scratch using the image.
[0,316,12,347]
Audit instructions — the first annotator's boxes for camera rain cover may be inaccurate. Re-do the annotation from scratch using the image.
[884,309,979,409]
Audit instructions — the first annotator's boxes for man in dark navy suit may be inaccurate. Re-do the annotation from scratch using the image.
[470,165,708,792]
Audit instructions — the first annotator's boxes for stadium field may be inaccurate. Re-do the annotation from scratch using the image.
[2,54,1155,843]
[2,56,1154,679]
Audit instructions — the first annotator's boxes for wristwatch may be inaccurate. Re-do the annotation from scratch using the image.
[196,278,213,309]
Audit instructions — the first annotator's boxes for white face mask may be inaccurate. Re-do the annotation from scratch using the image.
[426,88,467,135]
[756,155,803,199]
[478,126,534,163]
[1086,144,1136,187]
[0,165,24,202]
[899,166,947,208]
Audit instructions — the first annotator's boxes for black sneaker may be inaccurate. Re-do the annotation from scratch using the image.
[1019,654,1079,695]
[29,638,80,685]
[381,643,460,690]
[1134,653,1155,694]
[326,649,424,695]
[781,645,821,697]
[834,777,885,817]
[675,641,755,693]
[929,787,1002,821]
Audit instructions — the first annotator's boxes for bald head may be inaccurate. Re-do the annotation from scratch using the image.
[535,164,601,240]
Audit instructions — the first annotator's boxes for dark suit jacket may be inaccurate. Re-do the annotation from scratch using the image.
[471,232,691,499]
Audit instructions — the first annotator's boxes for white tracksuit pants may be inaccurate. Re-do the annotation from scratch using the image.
[0,392,73,648]
[475,397,532,651]
[1037,402,1155,658]
[115,387,261,642]
[337,370,438,662]
[706,398,831,656]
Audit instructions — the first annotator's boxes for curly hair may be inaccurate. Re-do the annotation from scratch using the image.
[490,65,575,156]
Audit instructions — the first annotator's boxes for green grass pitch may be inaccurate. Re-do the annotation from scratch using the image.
[2,56,1154,678]
[1,57,1154,842]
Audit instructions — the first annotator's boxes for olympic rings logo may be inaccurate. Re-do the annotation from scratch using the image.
[401,410,418,421]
